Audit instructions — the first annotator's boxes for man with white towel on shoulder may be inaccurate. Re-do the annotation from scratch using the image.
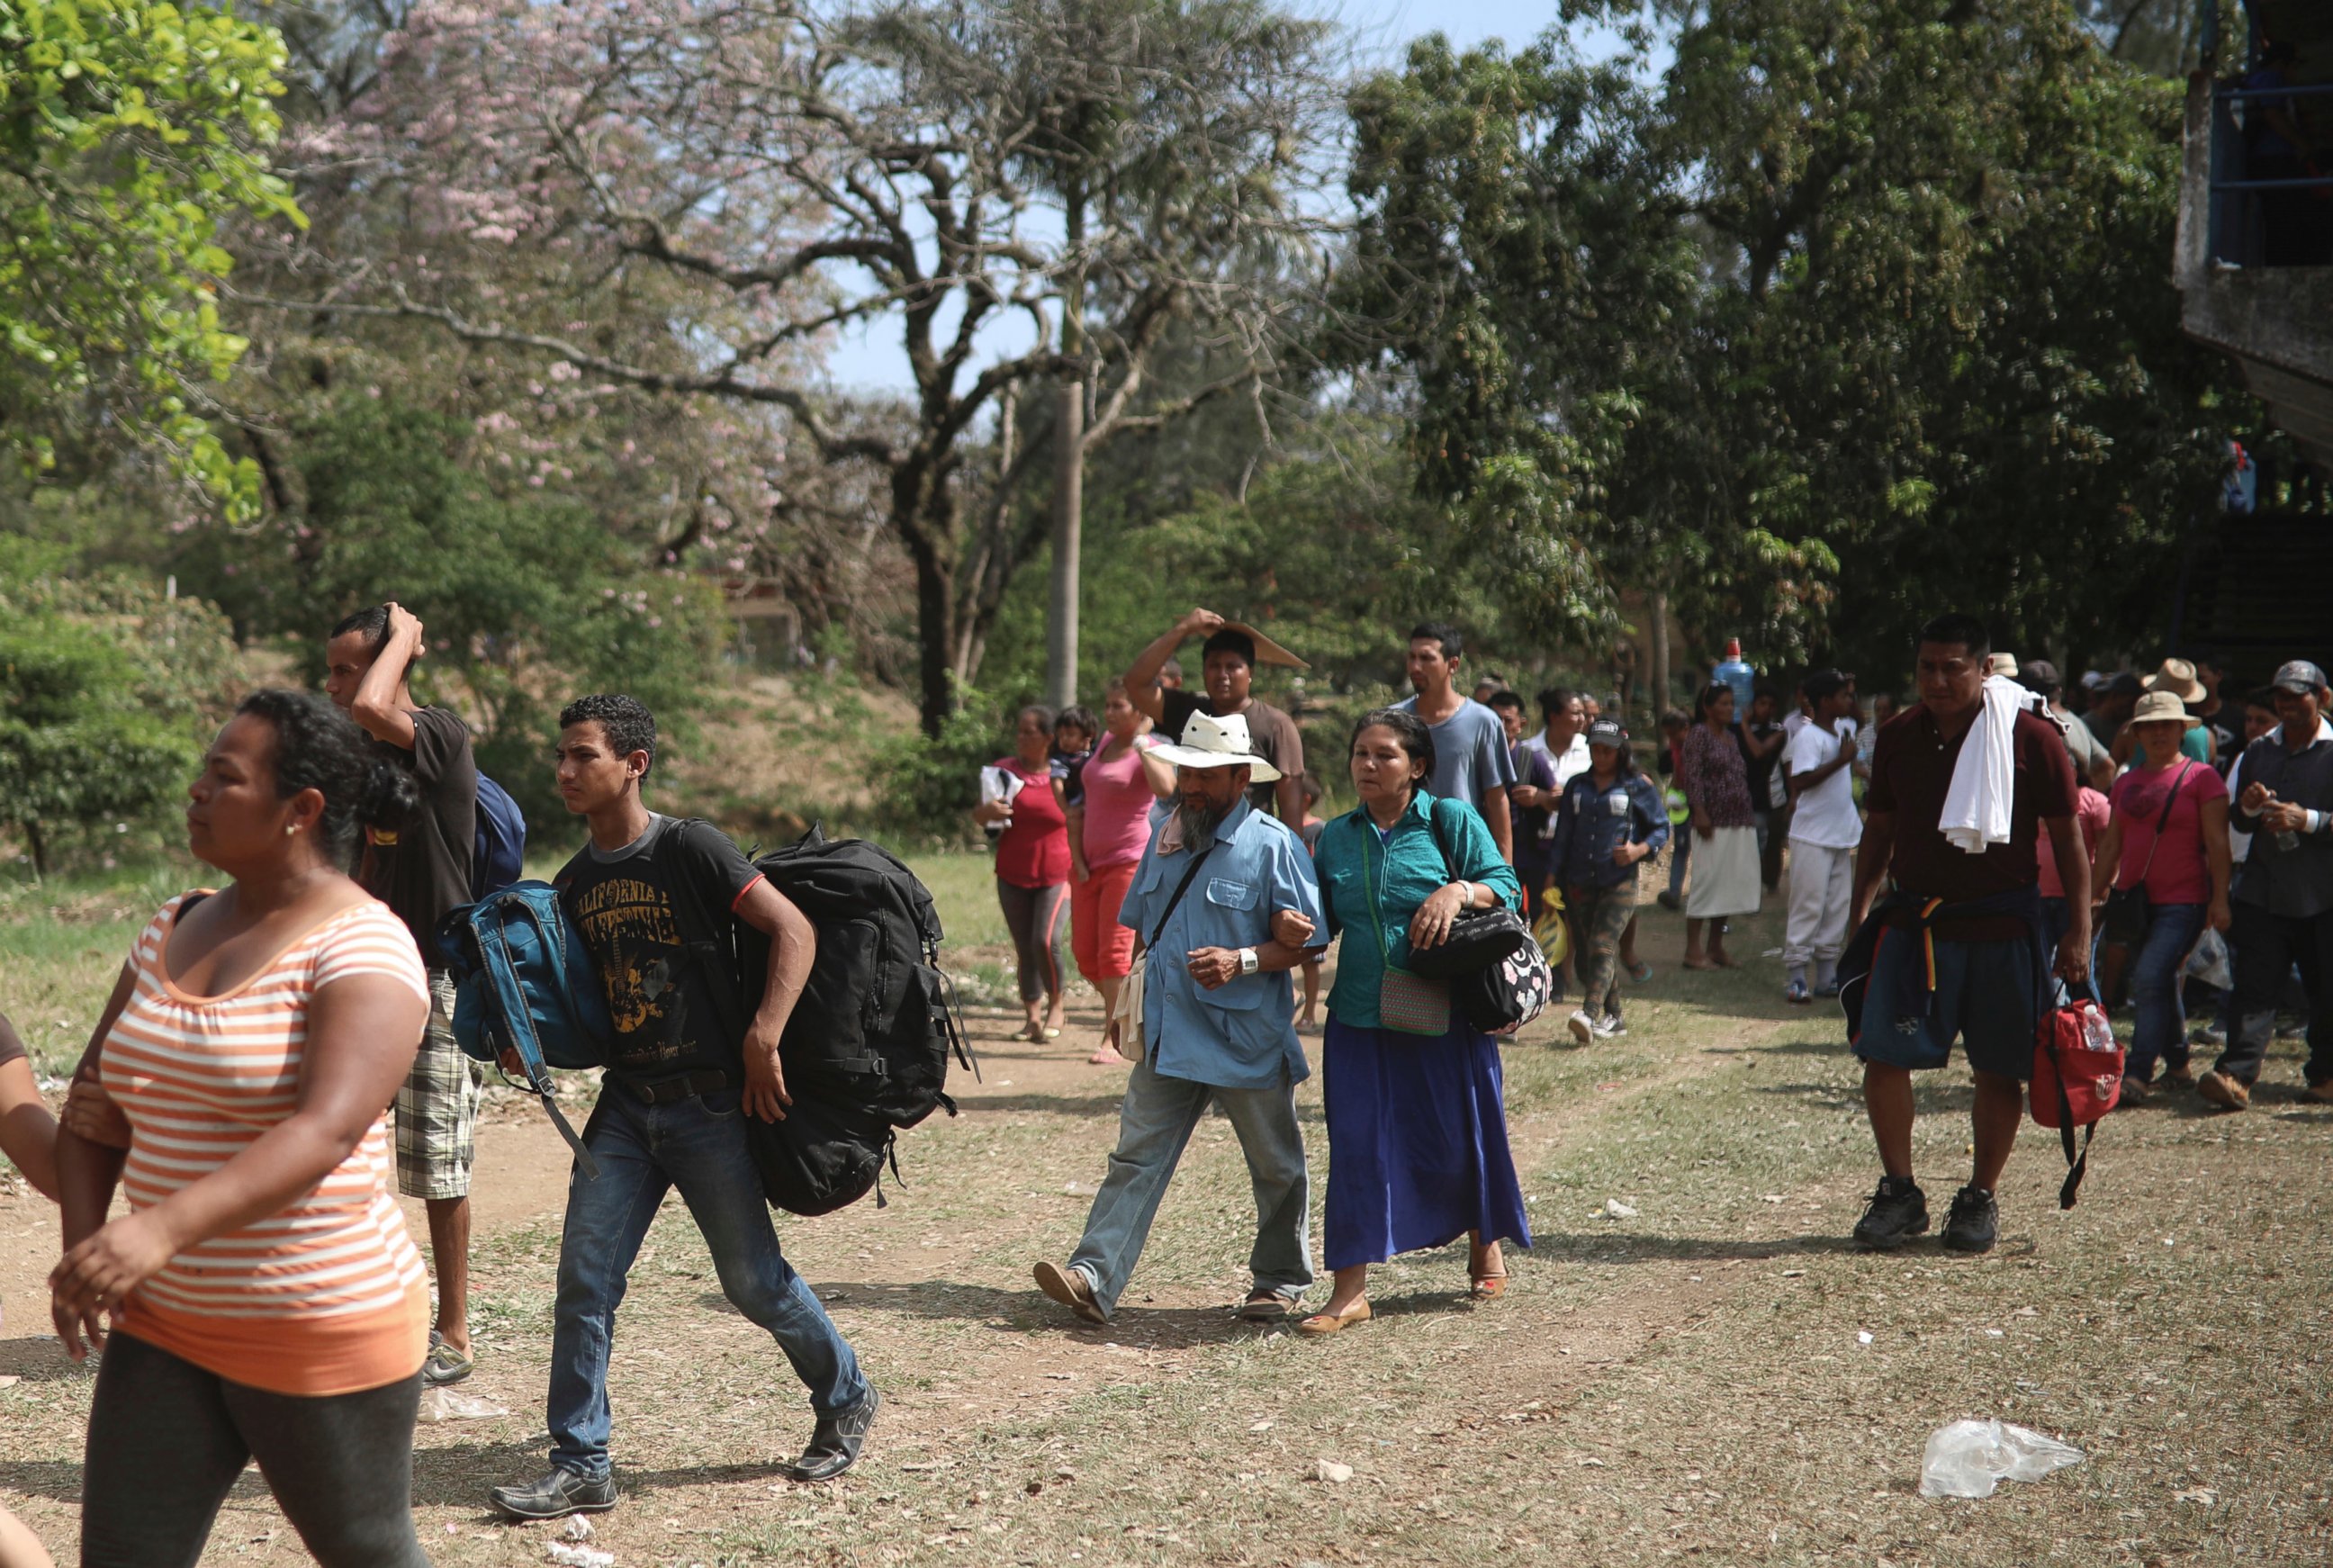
[1836,614,2092,1257]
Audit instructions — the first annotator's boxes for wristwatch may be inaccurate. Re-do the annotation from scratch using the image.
[1238,947,1260,977]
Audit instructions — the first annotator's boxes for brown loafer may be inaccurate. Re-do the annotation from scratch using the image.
[1239,1289,1293,1322]
[1033,1260,1107,1324]
[2196,1070,2250,1112]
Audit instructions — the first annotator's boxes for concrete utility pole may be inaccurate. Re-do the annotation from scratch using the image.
[1651,589,1672,716]
[1044,371,1083,708]
[1044,187,1088,711]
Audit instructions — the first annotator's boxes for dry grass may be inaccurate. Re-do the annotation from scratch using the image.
[3,862,2330,1566]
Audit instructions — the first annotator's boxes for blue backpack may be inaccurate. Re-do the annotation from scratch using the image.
[435,883,608,1176]
[471,773,527,897]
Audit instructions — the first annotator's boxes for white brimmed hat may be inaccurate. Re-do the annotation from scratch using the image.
[1149,710,1282,781]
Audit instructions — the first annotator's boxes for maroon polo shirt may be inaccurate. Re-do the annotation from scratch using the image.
[1866,701,2077,940]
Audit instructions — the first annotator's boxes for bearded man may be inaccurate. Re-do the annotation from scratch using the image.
[1031,712,1324,1324]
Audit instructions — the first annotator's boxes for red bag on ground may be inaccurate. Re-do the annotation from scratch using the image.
[2031,999,2122,1209]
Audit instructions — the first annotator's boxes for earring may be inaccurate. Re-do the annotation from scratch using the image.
[285,824,297,837]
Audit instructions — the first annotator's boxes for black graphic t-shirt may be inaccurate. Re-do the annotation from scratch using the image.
[362,706,477,956]
[555,816,762,1082]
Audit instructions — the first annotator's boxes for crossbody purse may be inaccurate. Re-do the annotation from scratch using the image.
[1363,821,1451,1036]
[1111,843,1217,1064]
[2100,761,2194,948]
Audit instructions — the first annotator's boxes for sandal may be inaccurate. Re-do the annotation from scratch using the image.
[1468,1271,1509,1300]
[1294,1301,1371,1337]
[1626,960,1653,984]
[1239,1289,1292,1322]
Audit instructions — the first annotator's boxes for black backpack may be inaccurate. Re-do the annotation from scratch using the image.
[665,822,974,1215]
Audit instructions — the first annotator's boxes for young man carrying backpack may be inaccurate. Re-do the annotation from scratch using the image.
[323,600,484,1388]
[489,695,875,1522]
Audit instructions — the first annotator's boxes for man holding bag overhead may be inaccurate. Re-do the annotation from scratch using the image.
[1031,712,1322,1326]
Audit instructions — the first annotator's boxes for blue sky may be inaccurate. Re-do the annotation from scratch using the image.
[819,2,1637,392]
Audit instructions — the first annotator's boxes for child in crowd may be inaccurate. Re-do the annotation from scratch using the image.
[1050,706,1099,814]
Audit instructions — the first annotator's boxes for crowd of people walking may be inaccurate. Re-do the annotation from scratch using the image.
[3,588,2328,1565]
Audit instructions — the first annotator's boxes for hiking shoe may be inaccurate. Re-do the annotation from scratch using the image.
[786,1387,879,1482]
[1033,1260,1108,1324]
[1593,1014,1627,1040]
[1851,1176,1929,1250]
[2117,1075,2150,1109]
[489,1469,617,1521]
[1941,1185,1999,1254]
[1656,890,1681,912]
[2196,1070,2250,1112]
[422,1330,473,1388]
[2159,1064,2198,1089]
[1784,977,1811,1005]
[2302,1080,2333,1106]
[1566,1008,1597,1046]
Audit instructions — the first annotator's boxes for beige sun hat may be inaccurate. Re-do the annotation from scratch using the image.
[1148,710,1282,782]
[2130,689,2190,726]
[2144,657,2204,707]
[1986,653,2019,679]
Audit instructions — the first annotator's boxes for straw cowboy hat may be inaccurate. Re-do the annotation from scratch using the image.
[2144,658,2205,707]
[2130,690,2189,726]
[1148,711,1282,782]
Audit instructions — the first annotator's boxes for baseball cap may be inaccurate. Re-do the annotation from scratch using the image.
[2017,659,2060,693]
[2271,660,2328,696]
[1585,717,1627,747]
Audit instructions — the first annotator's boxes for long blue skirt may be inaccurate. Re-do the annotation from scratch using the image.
[1320,1014,1534,1271]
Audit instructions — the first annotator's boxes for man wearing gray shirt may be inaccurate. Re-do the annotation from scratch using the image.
[1395,622,1517,863]
[2201,661,2333,1111]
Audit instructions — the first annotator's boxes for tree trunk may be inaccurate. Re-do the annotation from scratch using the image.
[910,535,956,738]
[1044,373,1084,707]
[23,819,47,880]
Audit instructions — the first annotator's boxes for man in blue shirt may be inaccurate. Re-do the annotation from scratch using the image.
[1395,623,1517,862]
[1033,712,1325,1325]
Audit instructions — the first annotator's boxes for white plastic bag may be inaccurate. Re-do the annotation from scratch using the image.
[417,1386,510,1423]
[1919,1419,2085,1499]
[2184,927,2233,992]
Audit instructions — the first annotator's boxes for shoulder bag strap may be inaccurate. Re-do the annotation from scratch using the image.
[2127,760,2196,889]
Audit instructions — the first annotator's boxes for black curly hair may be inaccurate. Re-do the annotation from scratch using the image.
[234,689,421,862]
[559,693,659,779]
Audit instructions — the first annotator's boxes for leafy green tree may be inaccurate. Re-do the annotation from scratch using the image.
[0,0,302,511]
[167,393,729,816]
[0,536,244,873]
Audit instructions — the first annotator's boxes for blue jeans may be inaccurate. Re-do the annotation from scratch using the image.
[1067,1058,1311,1317]
[547,1085,867,1482]
[2121,902,2205,1080]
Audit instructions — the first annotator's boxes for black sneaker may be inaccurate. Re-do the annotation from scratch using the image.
[1942,1185,1999,1254]
[1851,1176,1929,1250]
[489,1469,617,1521]
[786,1386,880,1482]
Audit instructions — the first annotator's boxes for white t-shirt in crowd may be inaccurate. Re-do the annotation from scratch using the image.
[1786,717,1863,850]
[1521,730,1592,788]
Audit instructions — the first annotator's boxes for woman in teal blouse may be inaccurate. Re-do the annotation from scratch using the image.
[1298,708,1532,1336]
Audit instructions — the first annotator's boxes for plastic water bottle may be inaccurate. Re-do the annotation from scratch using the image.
[2079,1005,2116,1057]
[1714,638,1755,713]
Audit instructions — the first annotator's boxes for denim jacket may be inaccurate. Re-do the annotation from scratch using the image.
[1547,770,1671,889]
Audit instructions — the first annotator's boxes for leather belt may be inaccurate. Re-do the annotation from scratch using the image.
[615,1068,730,1106]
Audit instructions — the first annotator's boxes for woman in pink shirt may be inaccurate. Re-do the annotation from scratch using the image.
[2039,782,2110,993]
[2092,691,2232,1101]
[1065,679,1174,1065]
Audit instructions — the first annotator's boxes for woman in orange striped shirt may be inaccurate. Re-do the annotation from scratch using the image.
[52,690,437,1568]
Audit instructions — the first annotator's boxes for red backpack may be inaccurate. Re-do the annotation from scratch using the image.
[2031,998,2122,1209]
